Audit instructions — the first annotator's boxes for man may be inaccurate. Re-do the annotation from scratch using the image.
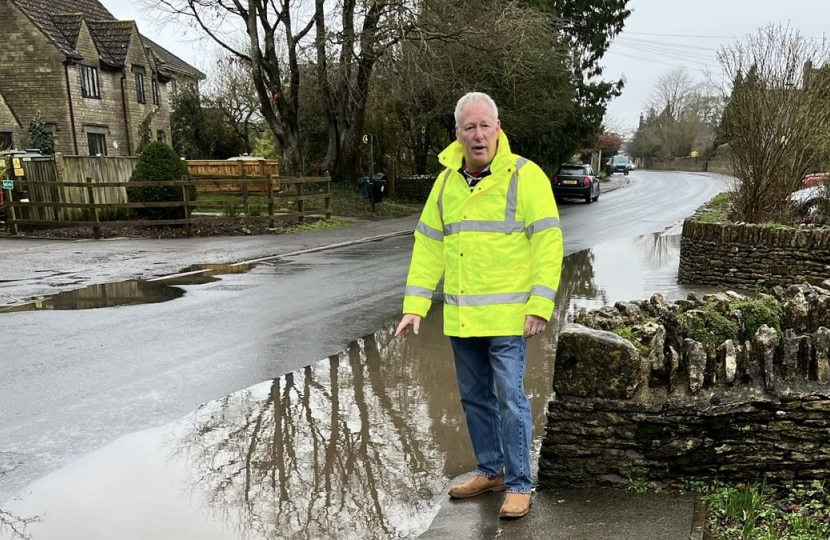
[394,92,563,519]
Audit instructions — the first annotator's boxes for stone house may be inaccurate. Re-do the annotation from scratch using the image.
[0,0,204,156]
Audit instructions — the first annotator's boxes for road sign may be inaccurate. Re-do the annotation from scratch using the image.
[2,180,12,189]
[362,134,369,144]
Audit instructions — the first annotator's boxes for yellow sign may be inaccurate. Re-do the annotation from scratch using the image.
[14,167,24,177]
[12,158,21,168]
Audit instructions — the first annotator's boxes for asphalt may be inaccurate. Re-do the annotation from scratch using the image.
[1,174,709,539]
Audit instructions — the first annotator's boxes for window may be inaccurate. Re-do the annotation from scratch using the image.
[80,65,100,98]
[156,130,165,142]
[152,78,159,105]
[170,78,177,97]
[134,67,146,104]
[87,133,107,156]
[0,132,12,151]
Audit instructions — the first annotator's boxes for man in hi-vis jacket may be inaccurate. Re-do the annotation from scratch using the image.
[395,92,563,519]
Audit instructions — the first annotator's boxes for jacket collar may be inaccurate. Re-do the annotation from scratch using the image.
[438,130,513,175]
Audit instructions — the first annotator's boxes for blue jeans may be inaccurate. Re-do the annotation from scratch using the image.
[449,336,531,493]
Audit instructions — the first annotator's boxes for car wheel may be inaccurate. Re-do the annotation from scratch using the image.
[585,191,592,204]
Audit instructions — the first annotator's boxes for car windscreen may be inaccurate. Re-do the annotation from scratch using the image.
[556,167,585,176]
[612,156,628,164]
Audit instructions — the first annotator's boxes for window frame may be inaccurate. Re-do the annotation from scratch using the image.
[134,67,146,104]
[151,78,159,106]
[80,65,101,99]
[87,132,108,156]
[0,131,12,151]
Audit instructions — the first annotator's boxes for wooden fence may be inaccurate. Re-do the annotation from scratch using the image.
[2,154,281,220]
[187,159,280,192]
[1,174,330,238]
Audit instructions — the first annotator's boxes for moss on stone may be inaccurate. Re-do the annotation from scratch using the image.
[609,319,658,357]
[677,306,738,346]
[728,295,783,342]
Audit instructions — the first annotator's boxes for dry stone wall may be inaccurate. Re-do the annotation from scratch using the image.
[679,220,830,288]
[539,282,830,489]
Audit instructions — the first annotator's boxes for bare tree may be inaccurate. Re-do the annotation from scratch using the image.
[647,68,698,120]
[149,0,416,180]
[716,24,830,223]
[0,508,40,540]
[202,52,262,154]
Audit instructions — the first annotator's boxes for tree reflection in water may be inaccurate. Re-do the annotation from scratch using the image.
[169,324,446,540]
[166,240,635,539]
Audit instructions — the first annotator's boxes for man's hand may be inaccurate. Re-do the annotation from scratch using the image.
[523,315,547,339]
[395,314,422,340]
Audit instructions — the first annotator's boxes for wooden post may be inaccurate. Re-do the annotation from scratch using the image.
[325,175,332,220]
[387,159,396,201]
[182,176,192,237]
[267,174,275,228]
[240,160,248,216]
[297,181,304,223]
[85,177,101,239]
[3,188,17,235]
[55,152,66,221]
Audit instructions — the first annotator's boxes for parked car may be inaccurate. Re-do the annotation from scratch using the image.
[790,185,829,218]
[551,163,600,204]
[606,155,630,176]
[801,172,828,188]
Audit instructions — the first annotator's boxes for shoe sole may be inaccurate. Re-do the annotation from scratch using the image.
[499,503,531,519]
[448,484,507,499]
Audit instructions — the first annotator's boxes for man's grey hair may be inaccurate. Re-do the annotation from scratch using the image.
[454,92,499,127]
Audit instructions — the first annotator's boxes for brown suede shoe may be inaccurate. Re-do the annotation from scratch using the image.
[499,492,532,519]
[448,472,507,499]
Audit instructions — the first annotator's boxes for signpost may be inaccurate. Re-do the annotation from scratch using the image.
[2,179,12,190]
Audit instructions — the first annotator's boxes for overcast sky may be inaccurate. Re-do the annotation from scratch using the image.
[101,0,830,134]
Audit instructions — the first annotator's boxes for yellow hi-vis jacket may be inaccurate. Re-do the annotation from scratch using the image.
[402,130,564,337]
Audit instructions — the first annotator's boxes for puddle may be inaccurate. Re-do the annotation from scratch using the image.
[0,280,186,313]
[0,232,730,539]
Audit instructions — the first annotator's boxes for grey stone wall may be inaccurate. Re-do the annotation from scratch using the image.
[0,0,73,153]
[679,220,830,288]
[394,174,435,203]
[539,283,830,489]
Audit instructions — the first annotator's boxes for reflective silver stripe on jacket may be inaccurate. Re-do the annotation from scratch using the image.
[530,285,557,301]
[439,157,534,237]
[525,217,561,238]
[437,169,452,223]
[444,292,530,306]
[405,286,434,299]
[416,221,444,241]
[443,221,525,235]
[504,157,528,222]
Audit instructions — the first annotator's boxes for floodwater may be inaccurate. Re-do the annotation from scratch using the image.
[0,231,722,540]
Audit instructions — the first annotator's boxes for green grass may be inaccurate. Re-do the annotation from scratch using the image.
[698,192,733,222]
[697,480,830,539]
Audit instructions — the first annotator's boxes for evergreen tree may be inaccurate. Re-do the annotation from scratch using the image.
[28,110,55,154]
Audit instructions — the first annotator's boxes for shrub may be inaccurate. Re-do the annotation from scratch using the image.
[127,141,196,220]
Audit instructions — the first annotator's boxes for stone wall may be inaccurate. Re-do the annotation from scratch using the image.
[0,0,73,153]
[649,156,708,172]
[538,283,830,489]
[394,174,435,203]
[679,219,830,288]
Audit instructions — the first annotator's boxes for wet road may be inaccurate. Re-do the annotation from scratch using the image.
[0,171,729,537]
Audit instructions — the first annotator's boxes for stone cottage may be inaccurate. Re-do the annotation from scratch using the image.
[0,0,204,156]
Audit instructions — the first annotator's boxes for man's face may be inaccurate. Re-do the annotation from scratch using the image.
[456,100,500,170]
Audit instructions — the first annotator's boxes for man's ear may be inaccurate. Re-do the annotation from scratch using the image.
[455,126,461,141]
